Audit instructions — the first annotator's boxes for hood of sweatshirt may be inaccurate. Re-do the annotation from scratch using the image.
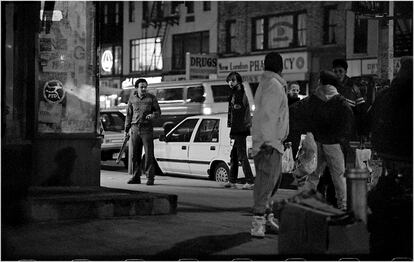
[315,84,339,101]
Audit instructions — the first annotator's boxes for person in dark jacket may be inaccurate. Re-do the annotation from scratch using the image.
[332,59,368,142]
[287,82,301,106]
[224,72,255,190]
[125,78,161,185]
[295,70,354,210]
[367,56,413,258]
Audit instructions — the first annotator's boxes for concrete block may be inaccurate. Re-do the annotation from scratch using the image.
[96,202,114,218]
[30,203,59,222]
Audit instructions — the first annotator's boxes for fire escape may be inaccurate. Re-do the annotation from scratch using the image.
[142,1,180,75]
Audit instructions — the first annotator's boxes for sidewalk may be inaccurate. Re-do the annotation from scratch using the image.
[2,190,296,261]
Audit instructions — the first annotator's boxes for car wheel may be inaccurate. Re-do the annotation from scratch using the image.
[213,162,230,182]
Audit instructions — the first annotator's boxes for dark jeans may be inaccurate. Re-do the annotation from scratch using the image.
[229,135,254,184]
[131,125,155,181]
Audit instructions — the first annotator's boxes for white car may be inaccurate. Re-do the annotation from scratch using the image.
[152,113,255,182]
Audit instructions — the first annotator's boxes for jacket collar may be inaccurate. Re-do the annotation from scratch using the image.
[262,71,287,88]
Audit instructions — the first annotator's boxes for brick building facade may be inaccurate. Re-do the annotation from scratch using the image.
[217,1,349,93]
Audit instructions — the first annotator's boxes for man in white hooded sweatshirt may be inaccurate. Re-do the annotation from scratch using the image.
[251,52,289,237]
[294,70,354,210]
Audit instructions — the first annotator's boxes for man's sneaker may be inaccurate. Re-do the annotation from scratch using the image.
[265,213,279,233]
[146,180,154,186]
[251,215,266,238]
[242,183,254,190]
[127,178,141,184]
[224,182,237,188]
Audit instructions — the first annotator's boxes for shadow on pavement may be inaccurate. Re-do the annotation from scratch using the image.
[153,232,252,260]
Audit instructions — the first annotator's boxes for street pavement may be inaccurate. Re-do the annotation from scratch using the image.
[3,166,300,261]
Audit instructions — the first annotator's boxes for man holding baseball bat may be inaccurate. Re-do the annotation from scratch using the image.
[124,79,161,185]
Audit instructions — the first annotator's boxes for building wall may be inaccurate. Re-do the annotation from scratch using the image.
[217,1,348,91]
[123,1,218,77]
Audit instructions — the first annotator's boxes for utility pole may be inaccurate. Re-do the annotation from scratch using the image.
[377,1,394,81]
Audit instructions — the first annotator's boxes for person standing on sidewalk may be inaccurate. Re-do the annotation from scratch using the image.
[224,71,255,190]
[332,58,368,142]
[125,78,161,185]
[287,82,301,106]
[304,70,354,210]
[250,52,289,238]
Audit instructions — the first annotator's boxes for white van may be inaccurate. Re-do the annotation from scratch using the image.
[119,80,255,136]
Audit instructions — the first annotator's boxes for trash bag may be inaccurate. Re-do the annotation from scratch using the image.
[293,132,317,186]
[282,143,295,173]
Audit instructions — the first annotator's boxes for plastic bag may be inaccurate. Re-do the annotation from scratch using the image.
[293,132,317,186]
[355,148,372,172]
[282,143,295,173]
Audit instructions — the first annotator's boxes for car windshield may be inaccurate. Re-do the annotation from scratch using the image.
[100,112,125,132]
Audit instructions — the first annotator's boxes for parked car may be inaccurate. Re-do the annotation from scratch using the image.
[118,80,255,138]
[148,113,255,182]
[99,109,128,168]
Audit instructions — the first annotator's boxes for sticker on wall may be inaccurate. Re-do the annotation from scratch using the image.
[43,80,66,103]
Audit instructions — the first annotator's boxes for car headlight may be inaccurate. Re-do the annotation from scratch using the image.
[203,107,212,115]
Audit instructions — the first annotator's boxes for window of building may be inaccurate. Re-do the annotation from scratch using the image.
[203,1,211,11]
[297,13,307,46]
[129,2,135,22]
[104,4,108,24]
[253,12,307,50]
[323,6,337,44]
[114,46,122,75]
[115,2,119,24]
[143,2,149,23]
[130,38,163,72]
[172,31,209,70]
[102,2,121,25]
[354,18,368,53]
[253,18,265,50]
[185,2,194,13]
[171,1,180,14]
[226,20,237,53]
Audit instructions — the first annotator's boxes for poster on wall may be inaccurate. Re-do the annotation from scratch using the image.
[37,1,96,134]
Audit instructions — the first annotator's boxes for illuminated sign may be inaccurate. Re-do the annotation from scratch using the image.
[101,49,113,73]
[217,52,308,77]
[186,53,218,79]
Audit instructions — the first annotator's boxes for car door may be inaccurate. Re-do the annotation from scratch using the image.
[188,118,220,176]
[158,118,199,174]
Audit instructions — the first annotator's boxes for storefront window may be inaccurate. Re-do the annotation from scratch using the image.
[37,1,96,134]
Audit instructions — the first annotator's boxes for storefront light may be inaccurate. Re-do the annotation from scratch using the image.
[39,10,63,21]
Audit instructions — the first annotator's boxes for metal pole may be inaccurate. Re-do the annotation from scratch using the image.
[346,168,370,223]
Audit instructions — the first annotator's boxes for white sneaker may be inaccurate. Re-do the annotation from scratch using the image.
[265,213,279,233]
[224,181,237,188]
[251,216,266,238]
[242,183,254,190]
